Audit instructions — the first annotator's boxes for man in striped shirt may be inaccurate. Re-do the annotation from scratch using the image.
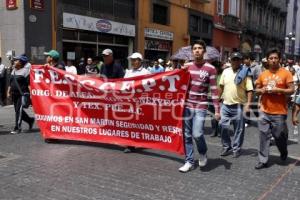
[179,40,220,172]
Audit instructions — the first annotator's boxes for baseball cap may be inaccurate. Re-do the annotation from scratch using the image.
[158,58,164,63]
[102,49,113,56]
[128,52,143,60]
[230,52,243,60]
[262,58,267,63]
[14,55,28,65]
[44,50,60,60]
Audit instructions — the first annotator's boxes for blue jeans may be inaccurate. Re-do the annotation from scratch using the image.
[219,104,245,152]
[183,108,207,164]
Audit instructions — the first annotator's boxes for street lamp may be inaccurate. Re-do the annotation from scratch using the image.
[285,32,296,58]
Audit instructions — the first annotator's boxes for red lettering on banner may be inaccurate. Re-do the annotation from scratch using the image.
[31,65,190,155]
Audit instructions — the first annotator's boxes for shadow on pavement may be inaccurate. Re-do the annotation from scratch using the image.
[241,148,258,157]
[42,139,184,163]
[0,128,40,135]
[199,158,232,172]
[0,130,10,135]
[134,149,182,163]
[46,139,124,151]
[263,155,300,168]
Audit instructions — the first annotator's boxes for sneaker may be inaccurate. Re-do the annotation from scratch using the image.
[10,129,21,134]
[270,137,275,146]
[245,123,249,128]
[233,150,241,158]
[280,151,288,161]
[199,154,208,167]
[123,146,135,153]
[255,162,268,170]
[220,148,233,156]
[178,162,194,172]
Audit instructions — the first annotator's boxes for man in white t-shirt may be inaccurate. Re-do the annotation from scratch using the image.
[123,52,150,153]
[65,60,77,75]
[124,53,150,78]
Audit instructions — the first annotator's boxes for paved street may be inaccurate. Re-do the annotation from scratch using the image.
[0,105,300,200]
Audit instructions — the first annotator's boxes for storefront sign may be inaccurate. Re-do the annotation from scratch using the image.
[63,13,135,37]
[145,28,173,41]
[145,39,172,51]
[67,52,75,60]
[30,0,45,10]
[31,65,190,155]
[6,0,17,10]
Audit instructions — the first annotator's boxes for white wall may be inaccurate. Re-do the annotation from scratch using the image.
[0,0,25,67]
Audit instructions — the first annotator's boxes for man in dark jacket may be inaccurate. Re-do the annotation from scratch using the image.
[77,58,86,75]
[100,49,124,79]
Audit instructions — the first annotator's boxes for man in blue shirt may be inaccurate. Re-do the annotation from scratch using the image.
[149,60,164,73]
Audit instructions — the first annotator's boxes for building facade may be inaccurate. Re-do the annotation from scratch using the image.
[0,0,214,66]
[240,0,287,60]
[212,0,241,61]
[57,0,136,67]
[0,0,137,67]
[0,0,28,68]
[137,0,213,62]
[285,0,300,59]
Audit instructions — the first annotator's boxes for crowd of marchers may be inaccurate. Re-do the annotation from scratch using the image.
[1,40,300,171]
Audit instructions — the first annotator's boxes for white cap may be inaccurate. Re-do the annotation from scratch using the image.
[102,49,113,56]
[158,58,164,63]
[128,52,143,60]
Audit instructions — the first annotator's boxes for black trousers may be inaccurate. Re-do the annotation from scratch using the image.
[12,94,31,130]
[0,77,4,104]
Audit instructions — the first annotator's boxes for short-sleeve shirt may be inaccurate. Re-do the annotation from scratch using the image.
[256,68,293,115]
[124,67,151,78]
[219,67,253,105]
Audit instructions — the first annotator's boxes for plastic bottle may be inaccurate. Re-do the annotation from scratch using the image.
[292,125,299,142]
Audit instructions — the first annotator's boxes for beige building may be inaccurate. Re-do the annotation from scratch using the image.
[137,0,214,61]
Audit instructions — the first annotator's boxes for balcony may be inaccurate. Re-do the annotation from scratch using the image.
[223,14,241,31]
[244,20,267,35]
[257,26,268,35]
